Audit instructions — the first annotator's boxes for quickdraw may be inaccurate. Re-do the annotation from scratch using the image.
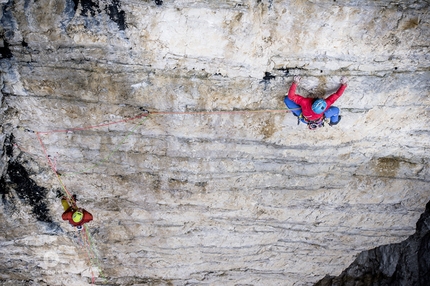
[298,114,325,130]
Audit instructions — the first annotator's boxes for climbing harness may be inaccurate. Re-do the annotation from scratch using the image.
[297,114,325,130]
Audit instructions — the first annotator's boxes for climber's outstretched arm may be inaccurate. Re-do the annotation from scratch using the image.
[288,76,306,105]
[325,77,348,106]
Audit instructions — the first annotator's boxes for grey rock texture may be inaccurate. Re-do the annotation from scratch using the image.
[315,200,430,286]
[1,0,429,285]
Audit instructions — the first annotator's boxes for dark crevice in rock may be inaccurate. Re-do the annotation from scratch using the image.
[0,39,13,59]
[101,276,175,286]
[4,133,14,157]
[262,72,276,81]
[106,0,127,31]
[7,161,53,223]
[260,72,276,90]
[275,67,290,76]
[68,0,127,30]
[1,134,57,225]
[77,0,101,17]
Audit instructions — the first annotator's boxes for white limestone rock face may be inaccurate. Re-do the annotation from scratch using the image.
[0,0,429,285]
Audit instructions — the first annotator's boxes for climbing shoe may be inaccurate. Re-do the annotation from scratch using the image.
[329,116,342,126]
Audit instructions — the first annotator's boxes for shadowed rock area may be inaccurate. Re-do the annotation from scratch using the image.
[0,0,429,285]
[316,200,430,286]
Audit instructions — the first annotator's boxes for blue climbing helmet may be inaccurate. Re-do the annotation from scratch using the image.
[312,99,327,114]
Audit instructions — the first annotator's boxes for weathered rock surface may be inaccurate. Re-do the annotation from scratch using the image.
[1,0,429,285]
[315,200,430,286]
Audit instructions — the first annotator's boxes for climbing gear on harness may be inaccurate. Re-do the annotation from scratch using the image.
[329,115,342,126]
[306,117,325,130]
[298,114,325,130]
[308,120,324,130]
[72,210,84,223]
[312,99,327,114]
[77,225,83,230]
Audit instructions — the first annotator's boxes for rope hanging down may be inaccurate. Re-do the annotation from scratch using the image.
[80,224,107,284]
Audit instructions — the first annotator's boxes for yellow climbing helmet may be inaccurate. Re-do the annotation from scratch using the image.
[72,210,84,223]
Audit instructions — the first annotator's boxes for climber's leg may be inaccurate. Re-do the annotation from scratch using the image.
[324,106,340,124]
[284,97,302,117]
[61,198,70,211]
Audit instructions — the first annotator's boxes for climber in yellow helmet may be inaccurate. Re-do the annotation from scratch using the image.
[61,195,93,230]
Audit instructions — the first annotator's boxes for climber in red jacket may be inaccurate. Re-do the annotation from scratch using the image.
[284,76,348,130]
[61,196,93,230]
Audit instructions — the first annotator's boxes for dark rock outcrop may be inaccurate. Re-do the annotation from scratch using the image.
[316,200,430,286]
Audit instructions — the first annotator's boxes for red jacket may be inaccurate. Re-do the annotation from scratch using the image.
[288,82,347,121]
[62,208,93,227]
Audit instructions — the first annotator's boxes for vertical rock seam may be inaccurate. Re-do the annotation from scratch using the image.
[1,134,59,226]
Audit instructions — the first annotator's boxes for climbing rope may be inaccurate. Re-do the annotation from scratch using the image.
[32,111,155,284]
[84,224,106,278]
[149,107,298,116]
[64,115,151,176]
[79,227,96,284]
[35,107,298,177]
[36,132,77,207]
[29,106,299,283]
[31,107,300,208]
[36,112,149,135]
